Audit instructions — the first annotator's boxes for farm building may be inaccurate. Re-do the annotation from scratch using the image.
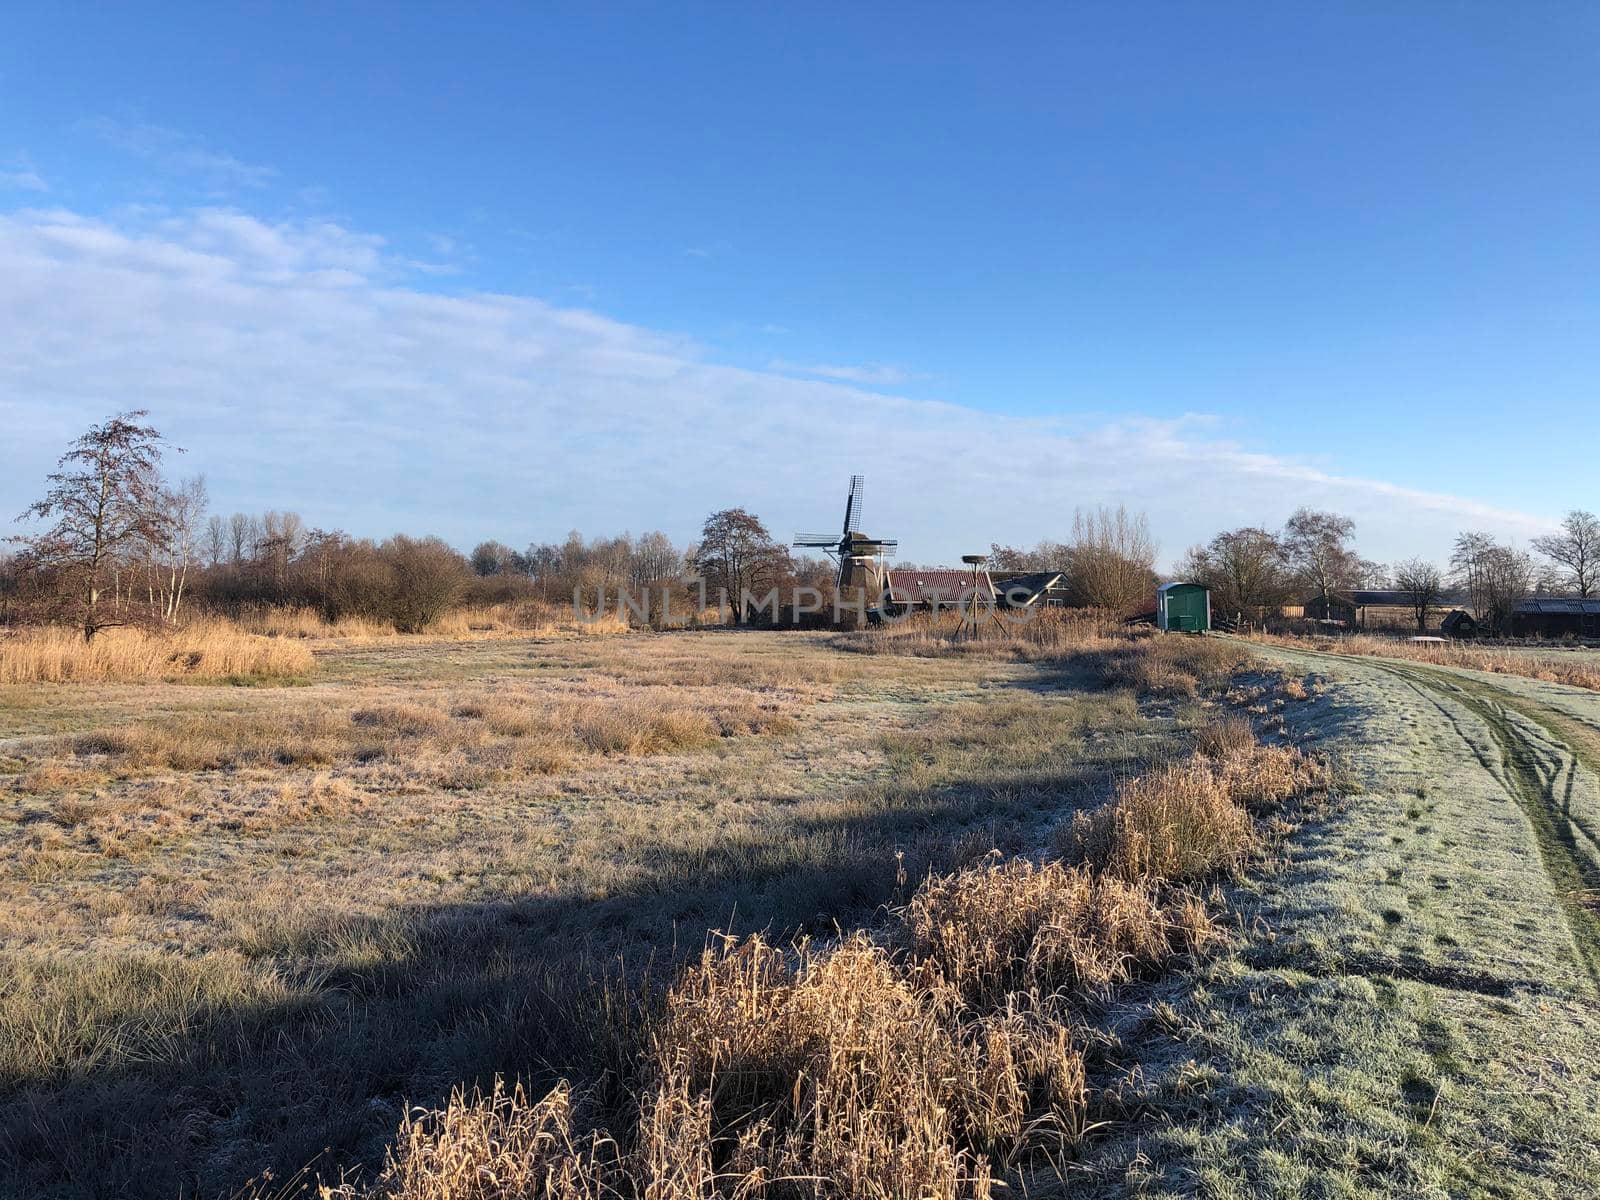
[1156,582,1211,632]
[989,570,1068,609]
[1302,589,1468,631]
[885,568,995,611]
[1507,598,1600,640]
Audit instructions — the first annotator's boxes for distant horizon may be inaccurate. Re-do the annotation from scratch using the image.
[5,6,1597,567]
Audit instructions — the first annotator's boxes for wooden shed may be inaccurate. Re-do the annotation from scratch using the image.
[1156,582,1211,633]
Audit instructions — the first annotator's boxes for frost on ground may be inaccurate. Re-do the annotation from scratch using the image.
[1095,644,1600,1198]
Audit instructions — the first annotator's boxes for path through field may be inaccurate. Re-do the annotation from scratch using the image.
[1157,641,1600,1196]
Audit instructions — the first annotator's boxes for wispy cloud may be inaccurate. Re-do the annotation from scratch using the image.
[84,118,278,188]
[0,205,1554,563]
[769,359,924,387]
[0,154,47,192]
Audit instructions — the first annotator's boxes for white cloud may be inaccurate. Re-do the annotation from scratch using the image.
[84,118,278,188]
[768,360,923,387]
[0,204,1554,566]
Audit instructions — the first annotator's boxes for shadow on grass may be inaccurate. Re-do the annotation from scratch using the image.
[0,755,1141,1200]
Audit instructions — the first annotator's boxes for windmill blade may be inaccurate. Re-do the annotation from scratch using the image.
[841,474,865,535]
[794,533,842,547]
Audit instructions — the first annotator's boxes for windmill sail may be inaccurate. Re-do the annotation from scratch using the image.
[842,474,865,535]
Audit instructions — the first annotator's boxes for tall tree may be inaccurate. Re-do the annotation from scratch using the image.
[13,411,177,641]
[1393,558,1445,633]
[1450,531,1499,619]
[694,508,786,620]
[1282,508,1377,607]
[1066,505,1157,613]
[1532,510,1600,598]
[1179,527,1290,619]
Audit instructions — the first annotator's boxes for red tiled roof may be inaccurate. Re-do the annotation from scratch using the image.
[886,568,995,605]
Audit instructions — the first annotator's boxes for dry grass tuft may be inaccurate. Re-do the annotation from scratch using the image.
[900,856,1211,1007]
[1080,635,1249,697]
[1066,759,1258,882]
[1064,723,1326,880]
[0,620,314,684]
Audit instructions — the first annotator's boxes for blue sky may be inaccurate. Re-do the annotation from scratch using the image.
[3,4,1597,568]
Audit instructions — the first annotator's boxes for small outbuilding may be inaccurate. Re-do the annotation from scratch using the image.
[1156,582,1211,633]
[1508,598,1600,640]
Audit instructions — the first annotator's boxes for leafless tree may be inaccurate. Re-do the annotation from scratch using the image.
[1282,508,1379,609]
[1066,505,1157,613]
[12,411,179,640]
[381,535,469,632]
[470,540,516,576]
[1450,531,1498,619]
[694,508,786,619]
[1178,527,1290,621]
[630,531,680,588]
[205,513,228,569]
[151,475,207,623]
[1393,558,1445,633]
[1533,510,1600,598]
[227,512,258,567]
[1480,544,1535,632]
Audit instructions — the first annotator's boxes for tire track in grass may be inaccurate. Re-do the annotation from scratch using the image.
[1262,640,1600,991]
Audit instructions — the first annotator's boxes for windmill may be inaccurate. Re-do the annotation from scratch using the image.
[794,474,898,626]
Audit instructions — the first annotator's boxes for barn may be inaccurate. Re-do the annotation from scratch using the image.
[1302,589,1468,631]
[1156,582,1211,633]
[1507,598,1600,640]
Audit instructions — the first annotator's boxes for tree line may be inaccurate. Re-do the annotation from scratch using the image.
[5,413,1594,638]
[1175,508,1599,632]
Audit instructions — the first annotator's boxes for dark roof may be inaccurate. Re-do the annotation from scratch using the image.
[1513,598,1600,615]
[886,568,994,605]
[989,571,1065,606]
[1305,589,1468,607]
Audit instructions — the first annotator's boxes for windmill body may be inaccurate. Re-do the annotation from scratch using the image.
[793,474,898,628]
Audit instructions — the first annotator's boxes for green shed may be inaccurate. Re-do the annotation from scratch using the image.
[1156,582,1211,633]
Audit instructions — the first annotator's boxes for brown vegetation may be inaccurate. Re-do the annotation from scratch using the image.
[0,619,313,684]
[301,644,1324,1200]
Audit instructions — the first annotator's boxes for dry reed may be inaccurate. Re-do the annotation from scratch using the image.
[0,621,313,685]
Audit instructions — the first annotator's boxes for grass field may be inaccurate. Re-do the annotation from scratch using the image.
[4,624,1599,1197]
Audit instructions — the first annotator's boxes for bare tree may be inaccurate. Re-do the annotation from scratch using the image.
[381,535,469,632]
[1393,558,1444,633]
[205,513,228,569]
[470,540,515,576]
[1065,505,1157,613]
[12,411,178,640]
[1282,508,1378,609]
[1480,544,1535,632]
[227,512,257,567]
[630,531,680,588]
[1450,531,1499,619]
[154,475,207,623]
[694,508,786,620]
[1179,527,1290,621]
[1533,510,1600,598]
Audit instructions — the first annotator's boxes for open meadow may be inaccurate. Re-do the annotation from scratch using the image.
[4,621,1600,1198]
